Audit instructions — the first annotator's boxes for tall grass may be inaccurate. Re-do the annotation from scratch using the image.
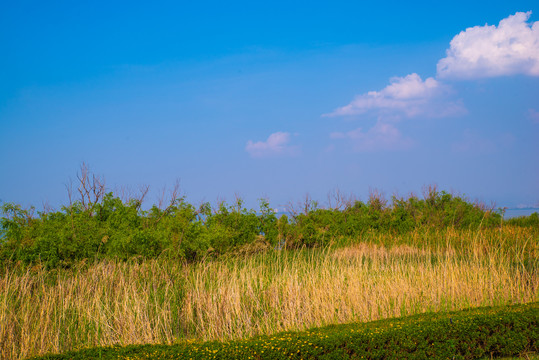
[1,226,537,360]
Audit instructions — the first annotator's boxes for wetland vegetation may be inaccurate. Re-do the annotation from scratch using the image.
[1,169,537,359]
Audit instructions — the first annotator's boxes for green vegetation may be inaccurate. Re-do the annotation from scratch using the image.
[1,168,537,360]
[26,302,538,360]
[2,227,537,360]
[0,176,508,269]
[506,212,539,228]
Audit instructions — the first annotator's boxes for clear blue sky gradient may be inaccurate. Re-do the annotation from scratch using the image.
[1,1,538,211]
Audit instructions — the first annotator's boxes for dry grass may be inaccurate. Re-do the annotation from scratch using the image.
[0,226,537,360]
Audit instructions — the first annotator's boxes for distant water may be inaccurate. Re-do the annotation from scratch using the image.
[502,208,539,219]
[275,209,539,220]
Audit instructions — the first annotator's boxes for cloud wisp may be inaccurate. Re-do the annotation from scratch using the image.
[324,73,466,120]
[330,122,414,152]
[246,132,299,158]
[451,129,515,154]
[437,11,539,79]
[528,109,539,124]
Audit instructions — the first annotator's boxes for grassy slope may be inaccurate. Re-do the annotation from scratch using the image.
[27,302,539,359]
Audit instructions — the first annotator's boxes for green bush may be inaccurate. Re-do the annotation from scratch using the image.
[0,187,509,269]
[285,190,502,249]
[506,212,539,227]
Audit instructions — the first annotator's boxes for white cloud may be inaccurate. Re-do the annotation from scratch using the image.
[245,132,298,158]
[330,122,414,151]
[324,73,466,119]
[528,109,539,123]
[324,12,537,154]
[437,11,539,79]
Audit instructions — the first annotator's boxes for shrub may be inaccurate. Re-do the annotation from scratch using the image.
[0,187,512,269]
[507,212,539,227]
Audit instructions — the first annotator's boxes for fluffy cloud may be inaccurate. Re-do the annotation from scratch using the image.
[324,11,536,153]
[437,11,539,79]
[324,73,465,119]
[246,132,298,158]
[330,122,414,151]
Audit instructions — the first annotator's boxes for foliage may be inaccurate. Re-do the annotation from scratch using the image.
[506,212,539,228]
[26,302,538,360]
[0,186,510,268]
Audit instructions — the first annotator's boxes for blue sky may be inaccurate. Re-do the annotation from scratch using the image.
[1,0,538,212]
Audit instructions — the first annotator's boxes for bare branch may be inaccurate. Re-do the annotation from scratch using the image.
[327,188,354,211]
[155,179,181,224]
[65,179,74,207]
[285,193,318,219]
[75,162,106,215]
[170,179,180,205]
[302,193,316,215]
[284,200,298,220]
[91,173,105,204]
[116,185,132,204]
[77,163,89,209]
[233,193,243,212]
[137,184,150,208]
[368,188,387,211]
[41,200,53,215]
[422,184,439,205]
[157,185,167,210]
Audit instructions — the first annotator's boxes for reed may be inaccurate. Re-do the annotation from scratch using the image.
[0,226,537,360]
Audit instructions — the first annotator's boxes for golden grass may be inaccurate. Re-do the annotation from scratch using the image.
[0,226,537,360]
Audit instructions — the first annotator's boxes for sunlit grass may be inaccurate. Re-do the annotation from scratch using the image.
[1,226,537,360]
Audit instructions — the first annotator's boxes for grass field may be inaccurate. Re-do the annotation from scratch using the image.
[22,302,539,359]
[1,226,538,360]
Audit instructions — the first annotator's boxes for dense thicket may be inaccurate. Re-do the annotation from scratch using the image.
[0,183,518,269]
